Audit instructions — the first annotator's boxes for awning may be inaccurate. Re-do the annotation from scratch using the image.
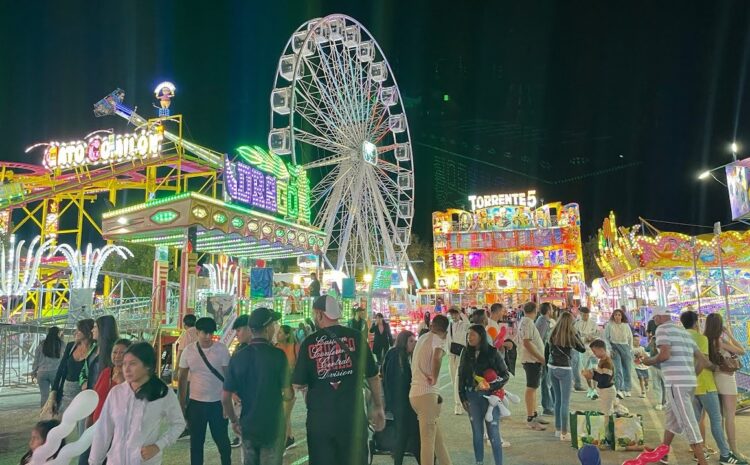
[102,192,325,260]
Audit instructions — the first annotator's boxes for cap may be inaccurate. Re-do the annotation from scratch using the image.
[652,306,671,317]
[232,314,250,330]
[579,307,590,314]
[248,307,281,329]
[313,295,342,319]
[577,444,601,465]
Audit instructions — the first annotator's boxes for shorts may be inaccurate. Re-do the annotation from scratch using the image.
[714,372,738,396]
[635,368,649,380]
[597,386,616,415]
[523,362,543,389]
[665,385,702,445]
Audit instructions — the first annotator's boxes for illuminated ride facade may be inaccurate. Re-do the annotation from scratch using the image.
[594,212,750,397]
[430,193,585,311]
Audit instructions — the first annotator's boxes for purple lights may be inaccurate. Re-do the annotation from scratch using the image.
[225,158,277,213]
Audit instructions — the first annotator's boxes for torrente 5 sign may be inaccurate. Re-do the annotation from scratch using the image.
[468,190,538,211]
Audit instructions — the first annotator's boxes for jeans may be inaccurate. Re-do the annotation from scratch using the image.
[549,366,573,433]
[241,436,282,465]
[693,392,731,457]
[186,400,232,465]
[650,367,666,406]
[37,370,56,407]
[610,343,633,392]
[570,352,584,389]
[540,365,555,412]
[466,391,502,465]
[410,393,453,465]
[449,353,462,411]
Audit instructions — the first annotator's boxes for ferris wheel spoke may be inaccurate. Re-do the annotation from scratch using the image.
[364,173,399,265]
[302,53,357,137]
[294,128,350,155]
[294,83,347,143]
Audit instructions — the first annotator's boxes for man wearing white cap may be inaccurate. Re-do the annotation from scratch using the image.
[292,295,385,465]
[643,306,716,465]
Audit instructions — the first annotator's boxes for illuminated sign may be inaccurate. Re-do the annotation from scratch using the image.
[224,146,311,224]
[468,190,537,210]
[41,128,164,171]
[726,161,750,220]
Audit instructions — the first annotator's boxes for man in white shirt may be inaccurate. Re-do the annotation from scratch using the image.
[410,314,453,465]
[573,307,600,395]
[447,307,469,415]
[178,317,232,465]
[519,301,548,431]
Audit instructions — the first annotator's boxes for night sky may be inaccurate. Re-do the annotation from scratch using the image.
[2,1,750,244]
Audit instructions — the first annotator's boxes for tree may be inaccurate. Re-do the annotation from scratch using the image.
[407,233,434,286]
[101,242,157,297]
[582,234,603,285]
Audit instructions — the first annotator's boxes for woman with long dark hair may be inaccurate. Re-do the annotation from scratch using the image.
[705,313,746,456]
[85,315,119,389]
[546,312,586,441]
[51,319,95,415]
[459,324,510,465]
[382,330,420,465]
[90,342,185,465]
[604,308,633,397]
[370,313,394,365]
[33,327,64,407]
[91,339,131,423]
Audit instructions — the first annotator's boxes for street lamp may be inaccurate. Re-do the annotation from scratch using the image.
[422,278,429,289]
[363,273,373,284]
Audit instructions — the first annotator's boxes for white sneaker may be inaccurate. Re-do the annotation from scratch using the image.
[502,440,511,448]
[640,392,646,398]
[655,404,665,411]
[555,430,561,438]
[624,391,632,397]
[616,391,625,399]
[560,433,571,442]
[454,406,464,415]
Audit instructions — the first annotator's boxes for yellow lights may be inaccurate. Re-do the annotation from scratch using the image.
[363,273,373,284]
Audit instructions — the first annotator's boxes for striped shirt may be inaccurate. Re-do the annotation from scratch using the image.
[655,322,698,387]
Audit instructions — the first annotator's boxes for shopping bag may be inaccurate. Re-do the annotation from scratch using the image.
[570,411,612,450]
[611,414,644,451]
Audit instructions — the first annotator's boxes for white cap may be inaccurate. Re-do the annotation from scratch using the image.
[313,295,342,320]
[652,306,671,317]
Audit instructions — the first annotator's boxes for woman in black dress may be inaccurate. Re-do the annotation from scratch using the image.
[370,313,394,365]
[382,330,420,465]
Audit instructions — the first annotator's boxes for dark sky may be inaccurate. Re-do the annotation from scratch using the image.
[2,1,750,243]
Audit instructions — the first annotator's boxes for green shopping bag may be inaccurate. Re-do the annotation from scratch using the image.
[570,411,613,450]
[611,414,645,451]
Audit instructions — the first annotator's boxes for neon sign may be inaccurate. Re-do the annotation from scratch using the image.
[41,128,164,171]
[224,146,311,224]
[468,190,537,210]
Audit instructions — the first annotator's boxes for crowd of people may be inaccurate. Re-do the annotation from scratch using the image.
[23,298,748,465]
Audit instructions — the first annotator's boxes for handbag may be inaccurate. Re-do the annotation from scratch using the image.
[196,343,225,382]
[717,353,742,373]
[40,392,59,420]
[449,324,465,356]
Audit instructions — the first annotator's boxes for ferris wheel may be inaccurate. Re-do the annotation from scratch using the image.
[269,15,414,276]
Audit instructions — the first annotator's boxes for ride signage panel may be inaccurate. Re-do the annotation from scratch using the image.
[41,128,164,171]
[468,190,537,210]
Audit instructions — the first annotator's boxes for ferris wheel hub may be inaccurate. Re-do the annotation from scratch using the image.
[361,141,378,166]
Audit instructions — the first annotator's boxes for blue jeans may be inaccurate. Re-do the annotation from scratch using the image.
[467,391,503,465]
[549,366,573,433]
[570,351,584,389]
[693,392,730,457]
[610,343,633,392]
[540,365,555,412]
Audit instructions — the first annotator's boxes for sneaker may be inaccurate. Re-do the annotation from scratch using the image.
[534,412,551,424]
[502,440,511,448]
[624,391,632,397]
[660,456,669,465]
[285,437,296,449]
[554,430,561,438]
[586,388,596,399]
[454,406,464,415]
[527,419,547,431]
[720,453,748,465]
[616,391,625,399]
[591,392,599,400]
[640,392,646,398]
[560,433,571,442]
[655,404,665,411]
[230,437,241,448]
[692,451,710,462]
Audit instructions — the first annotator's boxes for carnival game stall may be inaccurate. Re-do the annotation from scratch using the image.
[595,212,750,396]
[432,195,586,309]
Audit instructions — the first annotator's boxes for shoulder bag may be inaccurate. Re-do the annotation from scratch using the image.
[196,342,225,382]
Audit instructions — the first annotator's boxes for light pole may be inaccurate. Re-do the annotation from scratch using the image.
[714,222,732,324]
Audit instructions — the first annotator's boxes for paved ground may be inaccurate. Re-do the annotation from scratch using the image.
[1,364,748,465]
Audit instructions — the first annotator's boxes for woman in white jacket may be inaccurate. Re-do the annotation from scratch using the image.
[90,342,185,465]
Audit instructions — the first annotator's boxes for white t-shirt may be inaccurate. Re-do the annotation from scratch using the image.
[518,316,544,364]
[410,332,448,398]
[179,342,231,402]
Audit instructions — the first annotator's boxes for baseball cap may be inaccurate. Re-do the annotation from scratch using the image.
[248,307,281,330]
[652,306,671,317]
[232,314,250,330]
[313,295,342,319]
